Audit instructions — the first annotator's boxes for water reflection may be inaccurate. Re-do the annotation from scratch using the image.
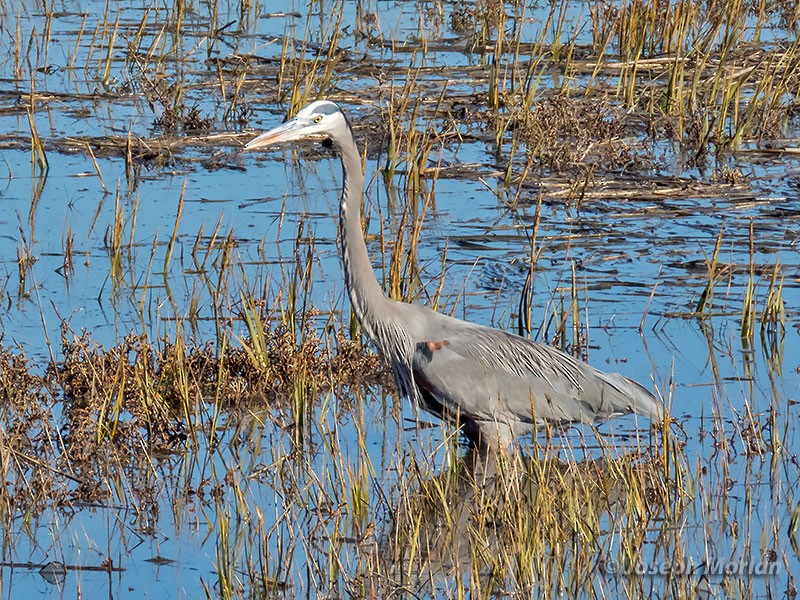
[379,445,674,597]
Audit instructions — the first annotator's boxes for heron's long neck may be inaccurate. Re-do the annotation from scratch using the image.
[337,133,390,343]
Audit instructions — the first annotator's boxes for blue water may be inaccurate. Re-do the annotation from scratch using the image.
[0,0,798,598]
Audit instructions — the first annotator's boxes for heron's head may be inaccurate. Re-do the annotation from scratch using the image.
[244,100,348,151]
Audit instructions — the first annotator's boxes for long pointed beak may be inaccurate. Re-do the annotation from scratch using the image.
[244,117,305,151]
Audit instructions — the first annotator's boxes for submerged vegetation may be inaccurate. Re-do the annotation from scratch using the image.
[0,0,797,597]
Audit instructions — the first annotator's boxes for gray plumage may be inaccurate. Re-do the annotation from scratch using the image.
[245,100,664,448]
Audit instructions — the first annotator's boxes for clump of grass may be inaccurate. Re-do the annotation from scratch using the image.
[499,96,649,176]
[27,108,48,177]
[383,443,686,596]
[0,308,386,529]
[278,0,346,112]
[695,227,724,315]
[759,258,785,345]
[41,311,380,465]
[128,51,213,133]
[378,85,462,302]
[218,60,253,126]
[104,183,126,290]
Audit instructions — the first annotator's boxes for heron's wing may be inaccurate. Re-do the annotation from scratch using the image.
[411,324,662,434]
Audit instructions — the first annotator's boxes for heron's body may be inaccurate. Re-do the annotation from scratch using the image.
[246,100,663,448]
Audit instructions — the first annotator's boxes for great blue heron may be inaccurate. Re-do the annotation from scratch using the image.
[245,100,664,449]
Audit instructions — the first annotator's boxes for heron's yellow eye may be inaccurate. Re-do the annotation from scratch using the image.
[314,115,323,123]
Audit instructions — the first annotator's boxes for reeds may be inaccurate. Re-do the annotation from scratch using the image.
[0,1,796,598]
[278,0,346,112]
[695,227,724,315]
[384,442,688,597]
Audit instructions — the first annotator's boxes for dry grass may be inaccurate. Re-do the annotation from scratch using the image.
[0,0,797,597]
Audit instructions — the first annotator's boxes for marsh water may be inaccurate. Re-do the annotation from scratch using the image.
[0,0,799,598]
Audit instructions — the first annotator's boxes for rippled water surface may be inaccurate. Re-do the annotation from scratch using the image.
[0,0,798,598]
